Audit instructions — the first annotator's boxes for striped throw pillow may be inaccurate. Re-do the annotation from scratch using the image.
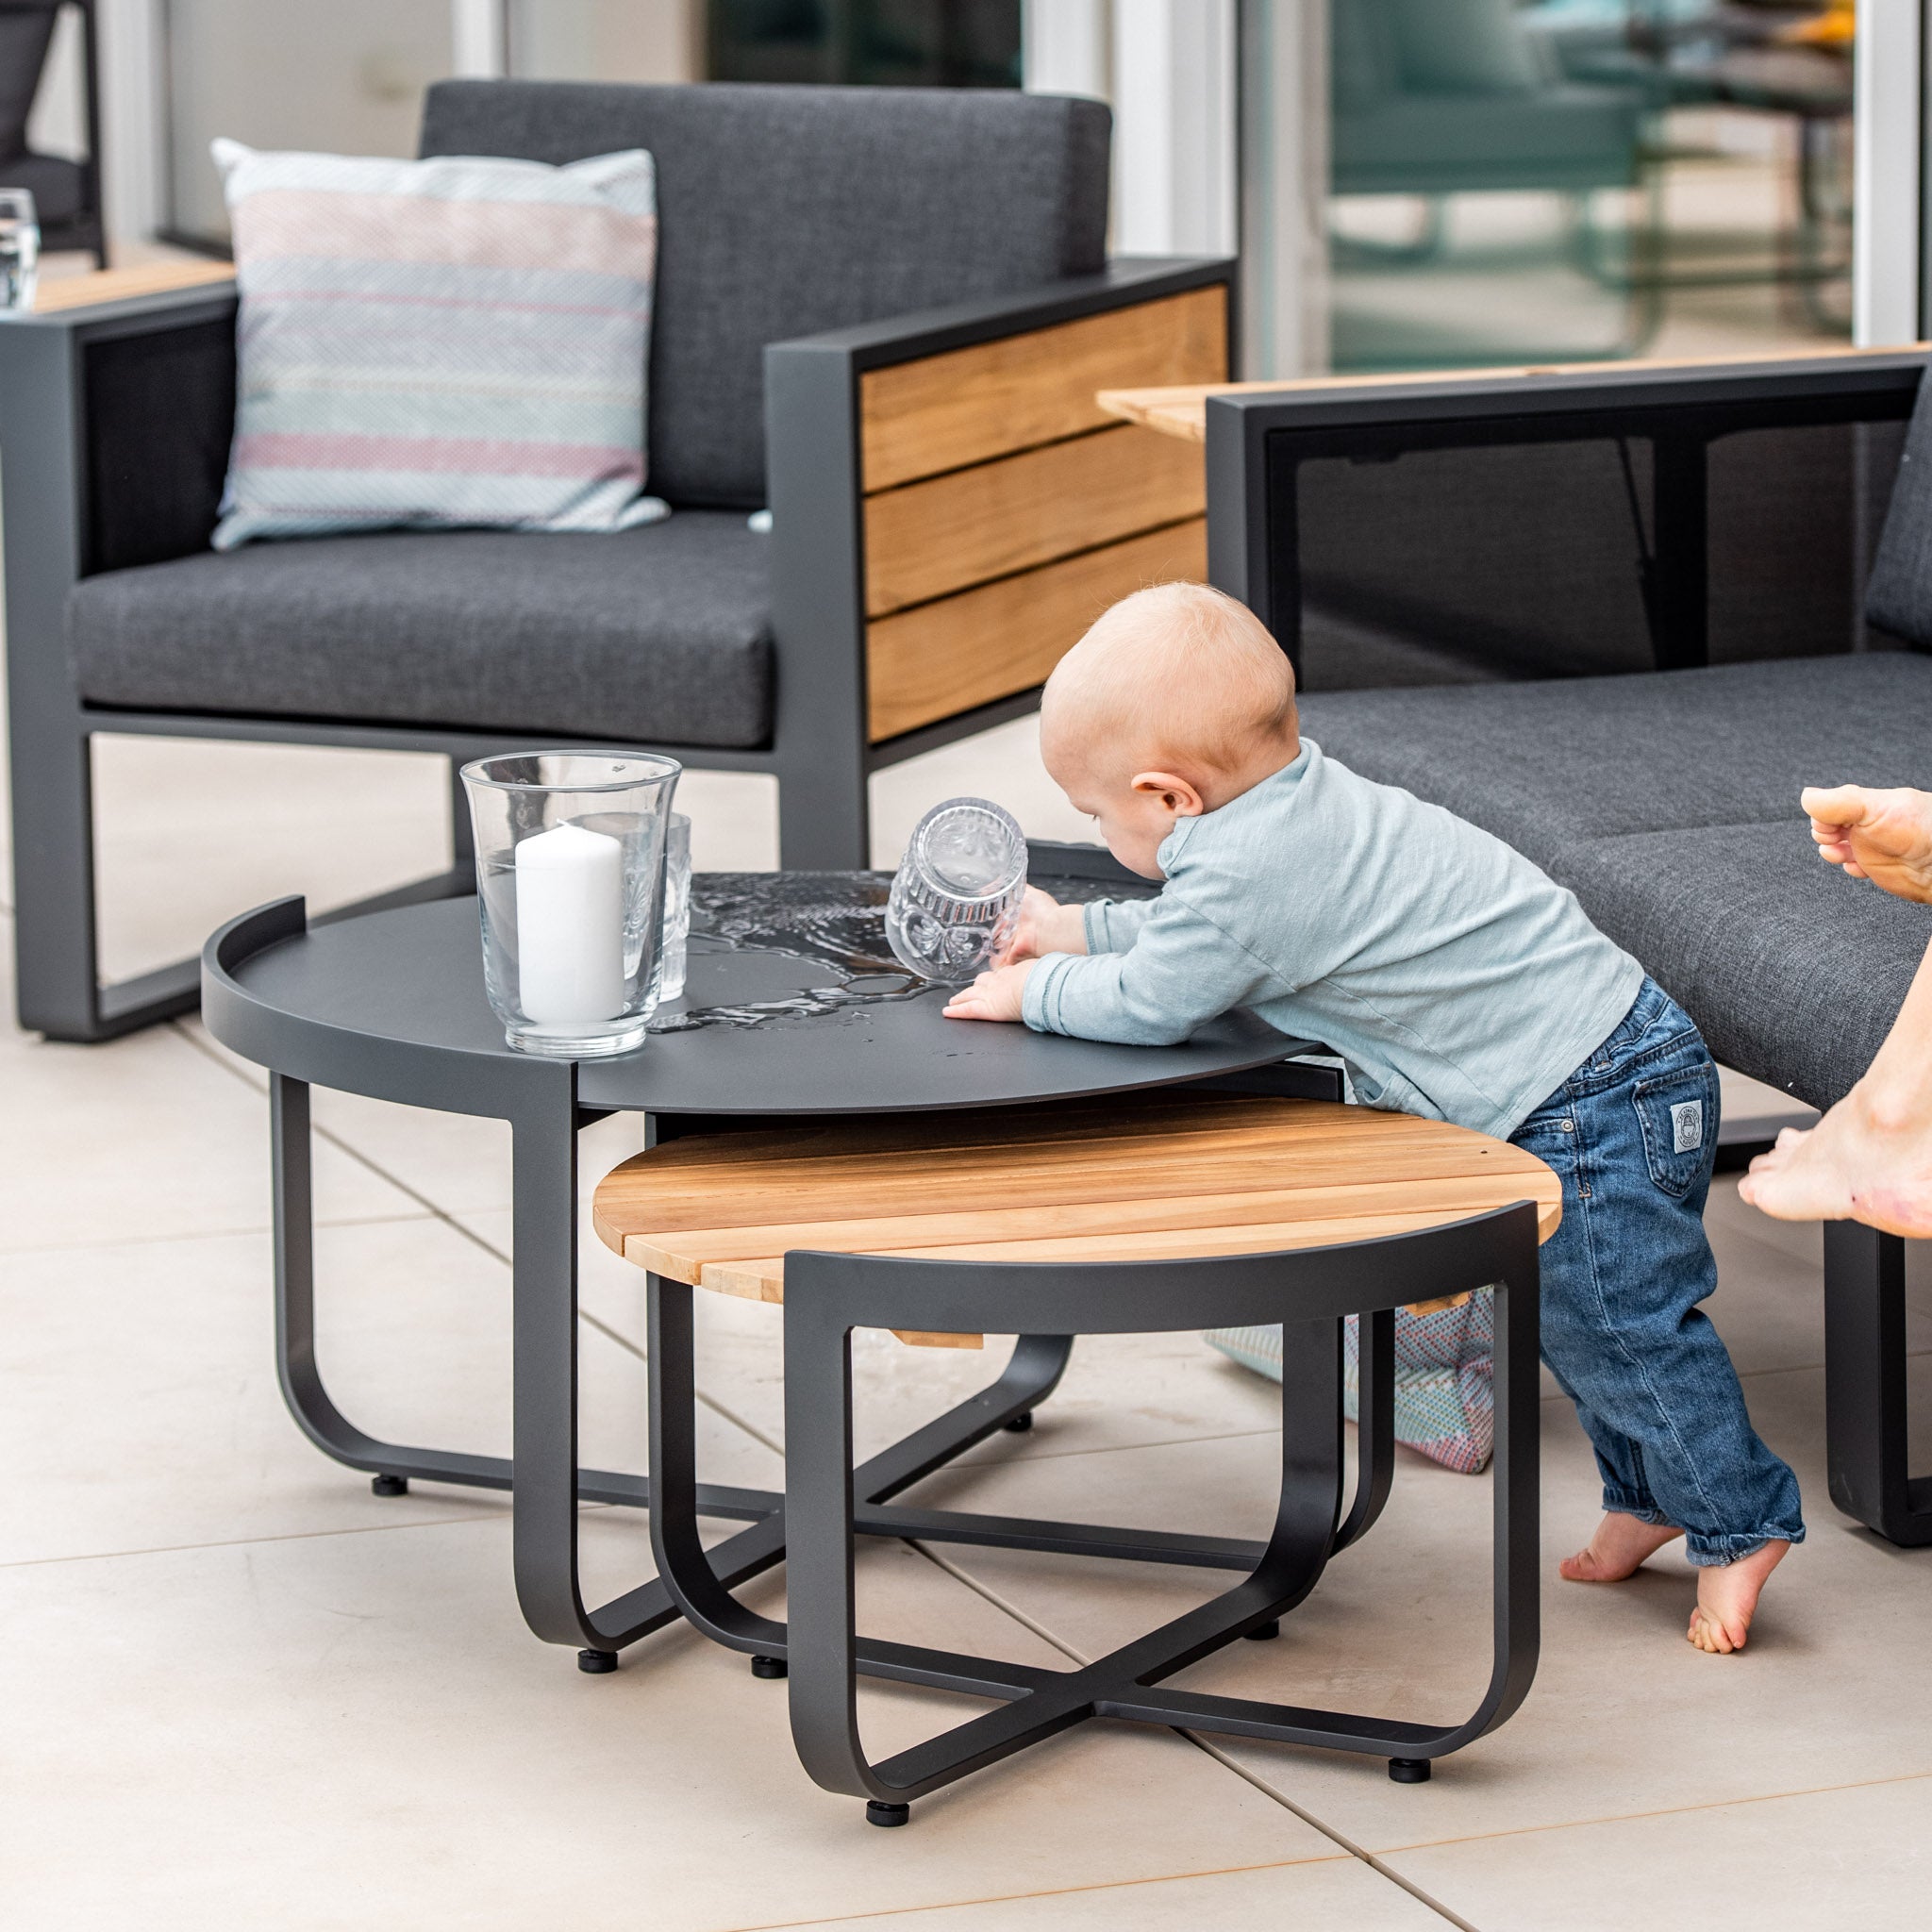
[210,139,666,551]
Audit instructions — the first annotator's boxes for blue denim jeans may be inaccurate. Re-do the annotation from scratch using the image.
[1509,977,1805,1566]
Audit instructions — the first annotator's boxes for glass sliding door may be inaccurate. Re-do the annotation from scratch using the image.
[1241,0,1859,378]
[161,0,457,250]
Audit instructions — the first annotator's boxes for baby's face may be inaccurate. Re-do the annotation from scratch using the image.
[1043,741,1192,881]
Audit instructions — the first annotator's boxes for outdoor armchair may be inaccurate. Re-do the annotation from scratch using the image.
[0,78,1232,1041]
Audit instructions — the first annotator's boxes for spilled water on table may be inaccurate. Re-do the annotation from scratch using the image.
[650,870,1141,1032]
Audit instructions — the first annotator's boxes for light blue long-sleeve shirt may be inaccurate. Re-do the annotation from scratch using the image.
[1022,739,1644,1140]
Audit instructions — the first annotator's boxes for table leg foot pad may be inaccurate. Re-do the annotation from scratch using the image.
[1388,1757,1431,1784]
[577,1649,620,1674]
[866,1801,910,1827]
[752,1655,788,1679]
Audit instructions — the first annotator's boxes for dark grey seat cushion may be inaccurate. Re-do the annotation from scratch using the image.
[1302,654,1932,866]
[1558,821,1930,1113]
[1301,654,1932,1106]
[68,513,773,750]
[419,81,1111,508]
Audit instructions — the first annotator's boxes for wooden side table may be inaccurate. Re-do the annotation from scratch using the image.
[594,1092,1559,1822]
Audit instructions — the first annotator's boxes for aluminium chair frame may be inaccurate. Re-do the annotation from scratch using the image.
[1204,349,1932,1550]
[1,255,1233,1043]
[642,1205,1541,1822]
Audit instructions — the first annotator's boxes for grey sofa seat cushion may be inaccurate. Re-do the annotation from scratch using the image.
[1557,822,1927,1109]
[417,81,1111,508]
[68,513,773,750]
[1300,654,1932,870]
[1302,654,1932,1106]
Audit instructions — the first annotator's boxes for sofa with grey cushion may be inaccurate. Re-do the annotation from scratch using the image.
[0,78,1233,1041]
[1204,351,1932,1546]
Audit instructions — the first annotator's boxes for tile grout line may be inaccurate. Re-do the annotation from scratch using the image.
[169,1015,789,1457]
[715,1852,1368,1932]
[907,1541,1480,1929]
[0,1505,518,1571]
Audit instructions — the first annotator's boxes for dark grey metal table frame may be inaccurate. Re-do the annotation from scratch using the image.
[202,879,1540,1807]
[201,878,1344,1662]
[649,1211,1541,1822]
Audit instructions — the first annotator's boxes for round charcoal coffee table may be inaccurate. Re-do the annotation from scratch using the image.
[200,868,1321,1666]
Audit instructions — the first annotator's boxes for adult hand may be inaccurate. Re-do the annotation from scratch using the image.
[996,887,1088,964]
[1802,785,1932,904]
[943,960,1035,1024]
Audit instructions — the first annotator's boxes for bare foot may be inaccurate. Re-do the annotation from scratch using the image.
[1559,1511,1683,1582]
[1688,1540,1790,1653]
[1802,784,1932,902]
[1738,1090,1932,1237]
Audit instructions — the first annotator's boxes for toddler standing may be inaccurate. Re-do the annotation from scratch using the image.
[945,581,1802,1652]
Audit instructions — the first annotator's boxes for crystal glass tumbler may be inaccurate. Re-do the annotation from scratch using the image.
[656,811,691,1002]
[885,796,1027,982]
[461,752,681,1057]
[0,190,39,311]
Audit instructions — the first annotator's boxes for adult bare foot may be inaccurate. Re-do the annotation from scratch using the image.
[1802,785,1932,902]
[1559,1511,1683,1582]
[1739,1090,1932,1237]
[1688,1540,1790,1653]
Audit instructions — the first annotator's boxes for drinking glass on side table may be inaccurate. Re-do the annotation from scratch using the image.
[0,190,40,311]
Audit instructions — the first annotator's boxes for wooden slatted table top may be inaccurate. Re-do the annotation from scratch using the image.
[592,1093,1560,1348]
[1095,341,1932,444]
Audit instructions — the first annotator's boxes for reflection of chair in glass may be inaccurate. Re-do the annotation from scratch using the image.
[0,0,103,264]
[1329,0,1653,358]
[1534,0,1854,323]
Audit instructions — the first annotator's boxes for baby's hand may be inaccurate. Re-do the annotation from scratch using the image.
[943,960,1035,1024]
[997,887,1088,964]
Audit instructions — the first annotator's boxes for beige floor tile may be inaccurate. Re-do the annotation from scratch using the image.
[0,1520,1333,1932]
[0,1214,777,1567]
[1380,1774,1932,1932]
[776,1855,1448,1931]
[0,930,417,1249]
[908,1358,1932,1856]
[91,734,455,985]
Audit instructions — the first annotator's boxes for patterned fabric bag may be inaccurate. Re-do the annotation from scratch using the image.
[1205,1287,1495,1474]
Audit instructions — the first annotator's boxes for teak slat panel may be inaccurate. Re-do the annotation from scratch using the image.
[594,1097,1559,1348]
[33,260,236,313]
[862,423,1205,618]
[866,518,1206,741]
[860,286,1228,491]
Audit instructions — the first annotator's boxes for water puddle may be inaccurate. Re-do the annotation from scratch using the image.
[651,870,1140,1033]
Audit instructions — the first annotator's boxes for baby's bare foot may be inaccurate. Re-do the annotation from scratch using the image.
[1739,1091,1932,1237]
[1559,1511,1683,1583]
[1688,1540,1790,1653]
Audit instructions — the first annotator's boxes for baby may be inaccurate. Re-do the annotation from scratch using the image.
[945,581,1802,1653]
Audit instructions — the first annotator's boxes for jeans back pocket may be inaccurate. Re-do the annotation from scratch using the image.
[1632,1060,1720,1198]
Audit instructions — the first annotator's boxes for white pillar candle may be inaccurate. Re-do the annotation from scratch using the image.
[514,821,626,1026]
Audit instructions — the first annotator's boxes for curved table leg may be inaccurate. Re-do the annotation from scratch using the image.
[781,1245,1540,1817]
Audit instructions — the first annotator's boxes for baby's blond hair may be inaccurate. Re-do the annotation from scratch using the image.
[1041,581,1298,781]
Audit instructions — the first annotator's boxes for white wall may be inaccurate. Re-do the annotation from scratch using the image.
[1024,0,1237,258]
[1853,0,1924,345]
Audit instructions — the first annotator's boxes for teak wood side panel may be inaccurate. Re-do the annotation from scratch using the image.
[593,1095,1560,1348]
[859,286,1228,491]
[866,518,1206,741]
[862,423,1206,618]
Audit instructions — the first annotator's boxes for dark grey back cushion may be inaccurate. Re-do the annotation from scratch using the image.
[1866,364,1932,647]
[418,80,1111,508]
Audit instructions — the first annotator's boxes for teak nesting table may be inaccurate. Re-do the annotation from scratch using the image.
[201,870,1557,1819]
[594,1092,1557,1818]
